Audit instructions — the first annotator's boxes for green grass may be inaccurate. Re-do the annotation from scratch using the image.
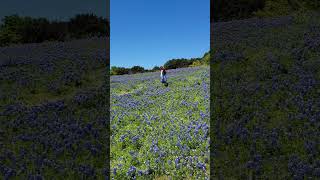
[111,66,209,179]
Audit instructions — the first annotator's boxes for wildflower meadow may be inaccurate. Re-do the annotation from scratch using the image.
[111,66,210,179]
[212,12,320,179]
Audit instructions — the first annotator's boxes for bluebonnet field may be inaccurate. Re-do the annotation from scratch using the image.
[212,12,320,178]
[111,66,210,179]
[0,38,109,179]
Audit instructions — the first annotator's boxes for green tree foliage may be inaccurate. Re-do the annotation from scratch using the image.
[212,0,266,22]
[131,66,145,74]
[0,14,109,46]
[164,58,202,69]
[211,0,320,22]
[68,14,108,39]
[189,60,202,67]
[110,52,209,75]
[304,0,320,9]
[152,66,160,71]
[110,66,130,75]
[254,0,299,17]
[164,59,187,69]
[0,14,24,45]
[202,51,210,65]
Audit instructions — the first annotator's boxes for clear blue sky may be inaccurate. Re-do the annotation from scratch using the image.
[111,0,209,69]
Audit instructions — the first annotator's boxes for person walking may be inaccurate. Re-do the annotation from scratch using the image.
[160,66,167,84]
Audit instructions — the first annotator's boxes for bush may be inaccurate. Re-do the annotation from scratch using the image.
[253,0,293,18]
[212,0,320,22]
[212,0,266,22]
[190,60,202,67]
[152,66,160,71]
[164,58,193,69]
[131,66,145,74]
[202,51,210,65]
[0,13,109,46]
[111,66,130,75]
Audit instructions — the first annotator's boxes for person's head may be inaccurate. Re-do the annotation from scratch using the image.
[160,66,163,70]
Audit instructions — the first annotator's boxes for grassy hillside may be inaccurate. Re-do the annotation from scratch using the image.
[211,11,320,178]
[0,38,110,178]
[111,66,209,179]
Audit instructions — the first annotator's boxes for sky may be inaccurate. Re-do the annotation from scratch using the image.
[111,0,210,69]
[0,0,108,21]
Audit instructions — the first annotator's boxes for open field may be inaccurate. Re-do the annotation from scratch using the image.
[0,38,110,179]
[111,66,210,179]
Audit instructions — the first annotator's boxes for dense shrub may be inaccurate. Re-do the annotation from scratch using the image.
[131,66,145,74]
[202,51,210,65]
[211,0,320,22]
[211,0,266,22]
[164,58,202,69]
[152,66,160,71]
[111,66,130,75]
[0,13,109,46]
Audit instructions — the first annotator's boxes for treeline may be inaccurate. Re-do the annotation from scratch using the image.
[0,13,109,46]
[111,51,210,75]
[111,66,148,76]
[211,0,265,22]
[211,0,320,22]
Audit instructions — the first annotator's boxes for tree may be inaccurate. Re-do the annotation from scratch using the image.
[68,13,108,39]
[164,58,193,69]
[202,51,210,65]
[152,66,160,71]
[212,0,266,22]
[131,66,145,74]
[0,13,109,46]
[110,66,130,75]
[190,60,202,67]
[20,17,51,43]
[0,14,24,45]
